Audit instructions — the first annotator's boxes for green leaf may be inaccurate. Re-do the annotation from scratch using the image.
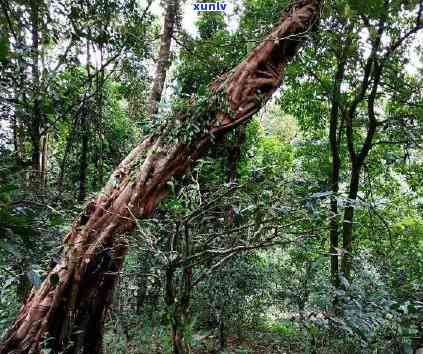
[0,34,9,62]
[344,4,353,18]
[42,101,54,115]
[49,213,64,227]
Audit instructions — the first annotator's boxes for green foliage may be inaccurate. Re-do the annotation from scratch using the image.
[0,33,9,63]
[265,322,298,337]
[196,12,226,39]
[240,0,291,37]
[174,9,248,97]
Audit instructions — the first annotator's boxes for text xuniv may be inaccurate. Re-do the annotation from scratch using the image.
[192,2,227,12]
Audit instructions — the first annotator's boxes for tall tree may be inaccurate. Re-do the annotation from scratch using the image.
[29,0,42,183]
[147,0,179,116]
[339,0,423,279]
[0,1,321,352]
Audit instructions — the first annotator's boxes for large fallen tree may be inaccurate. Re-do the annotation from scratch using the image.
[0,1,321,353]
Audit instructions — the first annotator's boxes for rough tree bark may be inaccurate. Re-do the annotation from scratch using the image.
[147,0,179,116]
[0,1,321,353]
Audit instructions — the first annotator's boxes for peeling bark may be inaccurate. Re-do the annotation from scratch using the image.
[0,1,321,352]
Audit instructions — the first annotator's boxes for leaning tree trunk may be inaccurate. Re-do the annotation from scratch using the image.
[0,1,320,353]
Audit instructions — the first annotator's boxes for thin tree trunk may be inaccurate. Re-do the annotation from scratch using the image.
[0,2,321,352]
[30,134,41,181]
[136,254,150,314]
[165,225,193,354]
[329,169,340,286]
[57,119,77,194]
[165,267,192,354]
[134,243,159,316]
[41,133,48,188]
[218,303,227,351]
[30,0,42,185]
[341,167,360,280]
[328,42,349,287]
[92,147,100,191]
[341,59,382,282]
[79,35,91,202]
[78,125,89,202]
[12,113,22,160]
[147,0,179,116]
[96,45,105,187]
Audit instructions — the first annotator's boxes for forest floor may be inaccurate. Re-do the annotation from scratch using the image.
[122,330,302,354]
[192,334,297,353]
[106,321,308,353]
[193,332,302,354]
